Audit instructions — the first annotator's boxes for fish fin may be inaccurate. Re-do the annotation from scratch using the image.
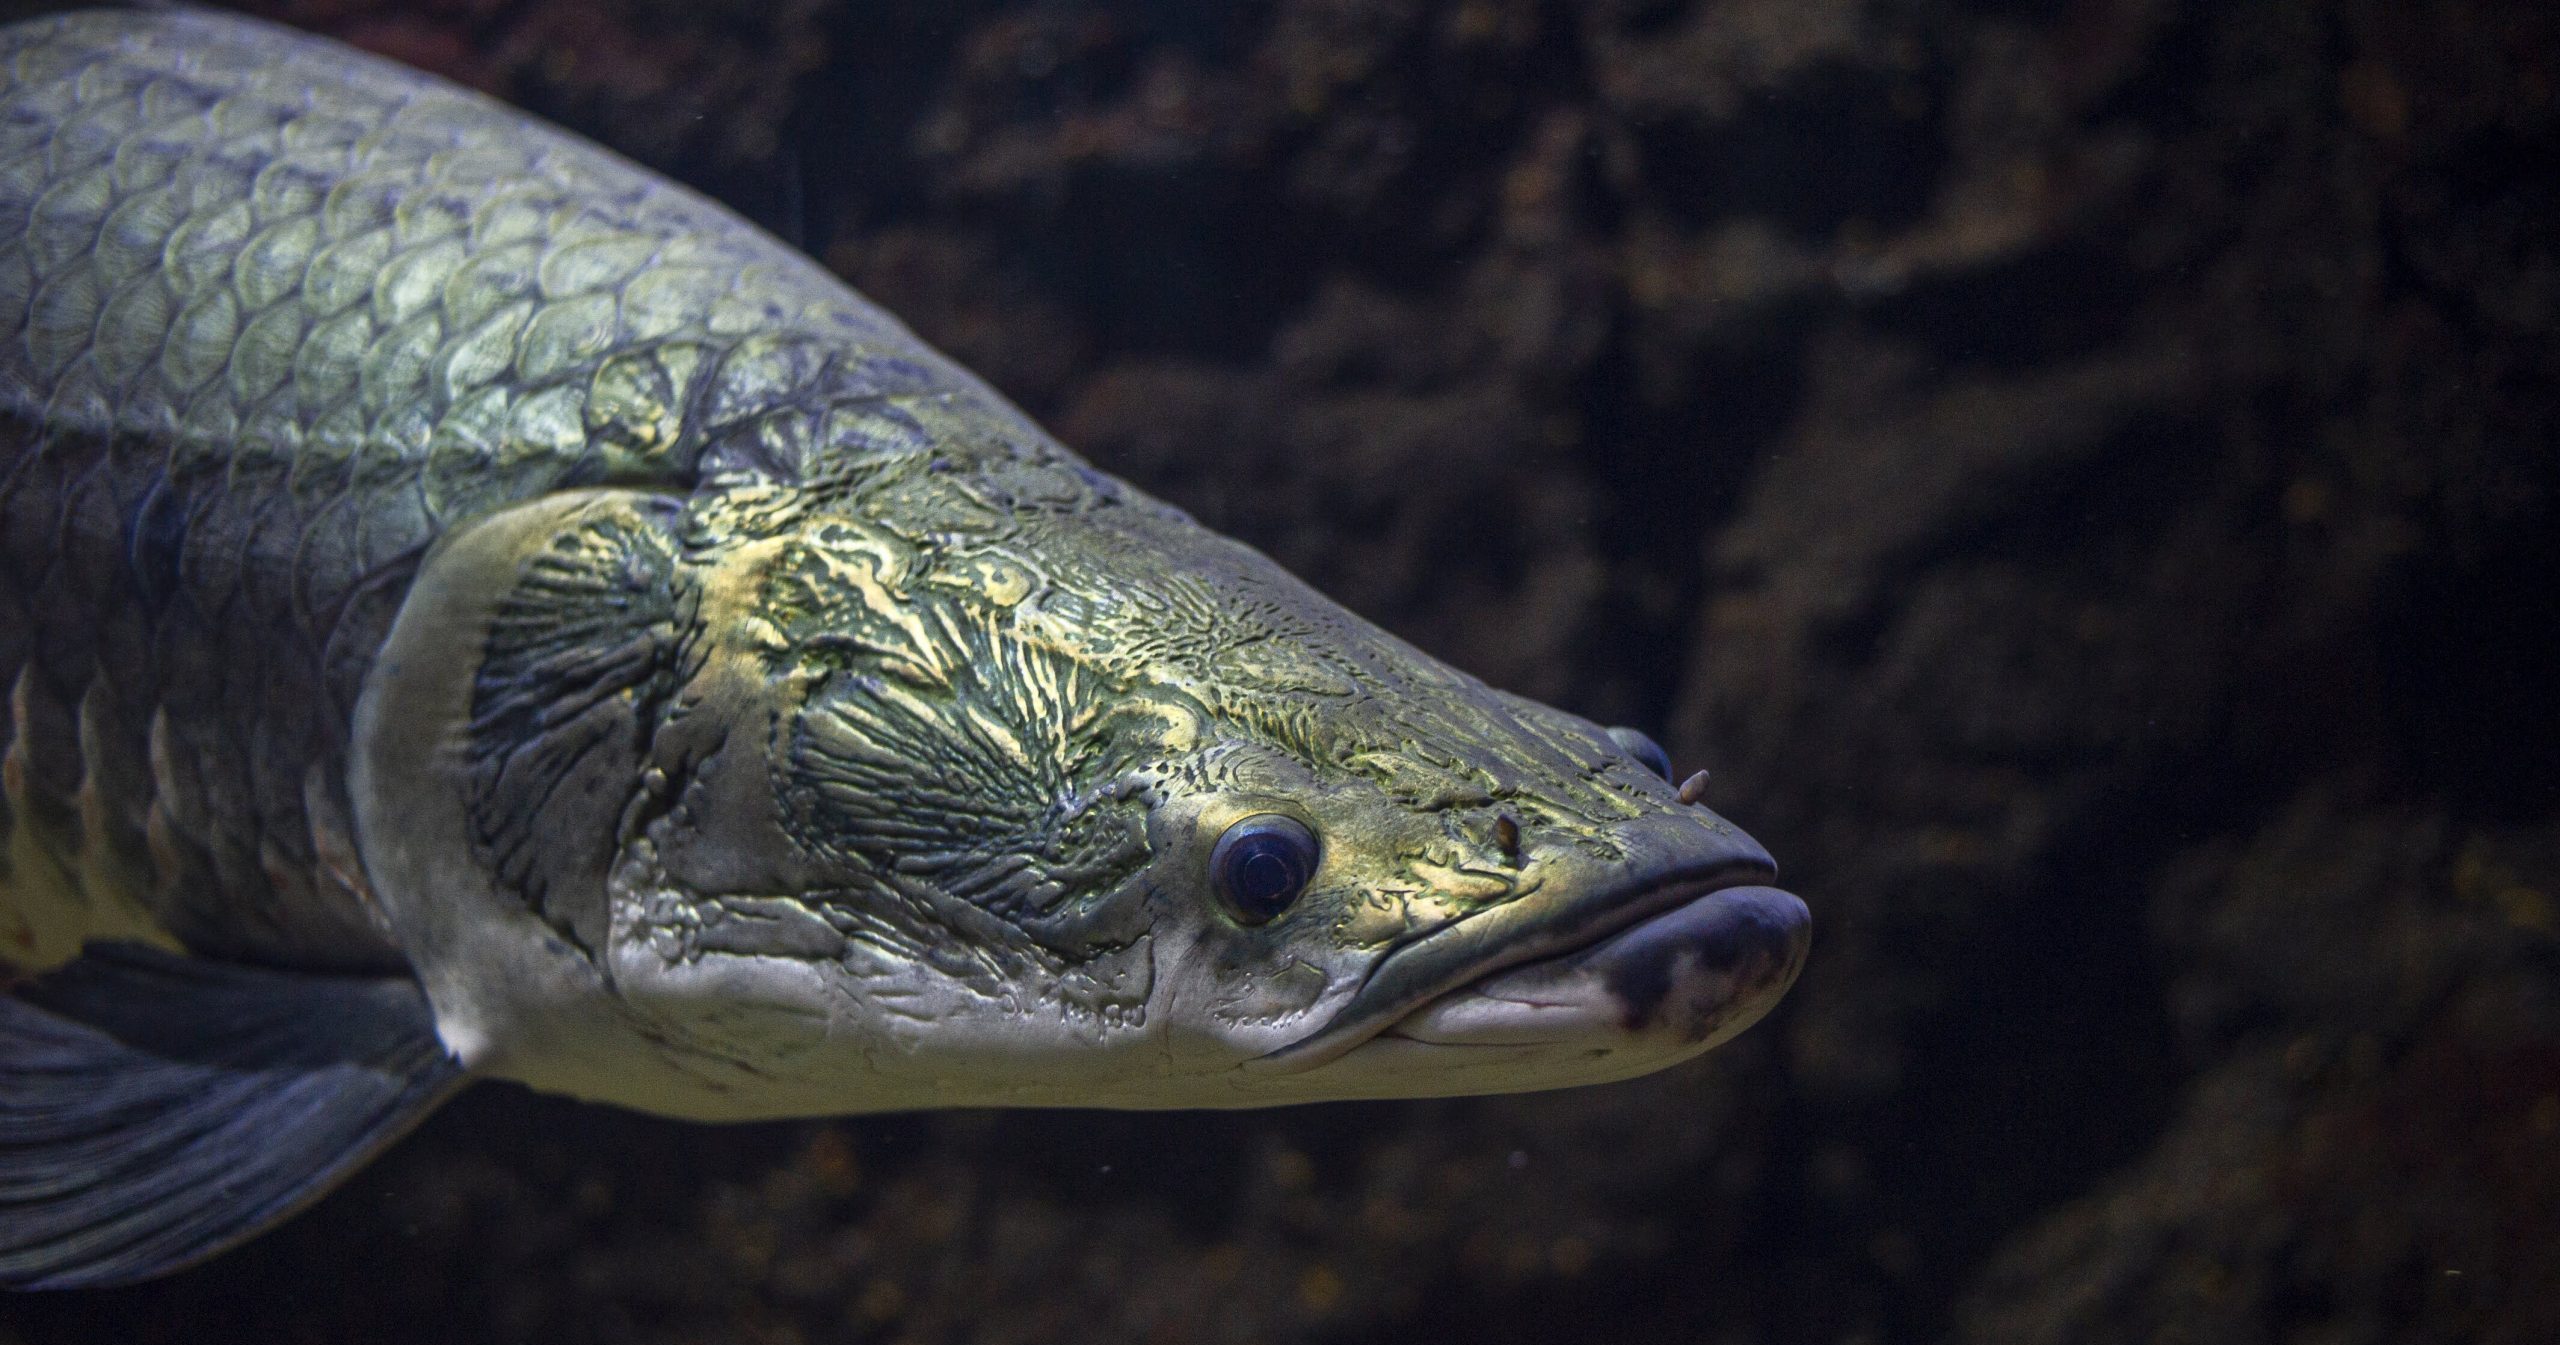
[0,942,467,1290]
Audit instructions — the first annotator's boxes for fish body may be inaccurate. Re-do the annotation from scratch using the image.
[0,8,1807,1286]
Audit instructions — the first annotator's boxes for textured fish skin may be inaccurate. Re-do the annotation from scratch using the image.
[0,8,1029,972]
[0,8,1807,1128]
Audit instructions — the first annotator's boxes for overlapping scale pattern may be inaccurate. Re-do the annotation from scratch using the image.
[0,10,1015,966]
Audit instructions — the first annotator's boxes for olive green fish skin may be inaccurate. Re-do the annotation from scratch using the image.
[0,9,1805,1128]
[0,9,1811,1287]
[0,9,1033,969]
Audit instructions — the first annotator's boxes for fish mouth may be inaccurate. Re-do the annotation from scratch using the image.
[1376,884,1809,1057]
[1248,810,1808,1074]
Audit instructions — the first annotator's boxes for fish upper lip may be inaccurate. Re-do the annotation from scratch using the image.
[1245,824,1779,1074]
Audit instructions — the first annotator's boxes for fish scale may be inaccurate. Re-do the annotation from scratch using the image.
[0,10,1012,970]
[0,9,1808,1290]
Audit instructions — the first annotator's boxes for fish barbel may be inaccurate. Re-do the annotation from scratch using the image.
[0,8,1808,1287]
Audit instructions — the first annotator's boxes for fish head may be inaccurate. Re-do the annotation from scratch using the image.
[363,471,1806,1117]
[563,480,1806,1113]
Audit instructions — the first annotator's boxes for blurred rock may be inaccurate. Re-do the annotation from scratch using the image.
[1955,786,2560,1345]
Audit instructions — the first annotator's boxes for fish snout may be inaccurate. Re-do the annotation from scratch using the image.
[1374,802,1807,1060]
[1247,798,1801,1077]
[1582,802,1778,900]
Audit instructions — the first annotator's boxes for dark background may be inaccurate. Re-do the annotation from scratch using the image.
[3,1,2556,1342]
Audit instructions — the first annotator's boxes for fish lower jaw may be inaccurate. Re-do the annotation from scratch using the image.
[1371,884,1810,1071]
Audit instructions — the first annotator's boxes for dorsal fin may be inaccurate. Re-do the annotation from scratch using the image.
[0,943,467,1289]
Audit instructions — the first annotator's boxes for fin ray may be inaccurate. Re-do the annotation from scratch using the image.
[0,943,466,1289]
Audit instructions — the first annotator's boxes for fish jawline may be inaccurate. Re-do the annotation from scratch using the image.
[1378,883,1810,1051]
[1243,857,1787,1076]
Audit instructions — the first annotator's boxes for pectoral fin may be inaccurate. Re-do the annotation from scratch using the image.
[0,943,466,1289]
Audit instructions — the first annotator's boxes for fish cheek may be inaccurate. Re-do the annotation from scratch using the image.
[752,599,1167,1027]
[1169,893,1364,1049]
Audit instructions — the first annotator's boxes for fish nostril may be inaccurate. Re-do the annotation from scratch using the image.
[1493,812,1522,866]
[1606,726,1674,782]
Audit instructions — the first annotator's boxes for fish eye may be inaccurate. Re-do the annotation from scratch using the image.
[1210,814,1321,924]
[1607,725,1674,782]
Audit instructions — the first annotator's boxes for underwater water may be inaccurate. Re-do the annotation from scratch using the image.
[0,0,2553,1342]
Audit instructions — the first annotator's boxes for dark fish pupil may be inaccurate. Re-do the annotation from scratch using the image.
[1212,815,1319,922]
[1237,846,1296,904]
